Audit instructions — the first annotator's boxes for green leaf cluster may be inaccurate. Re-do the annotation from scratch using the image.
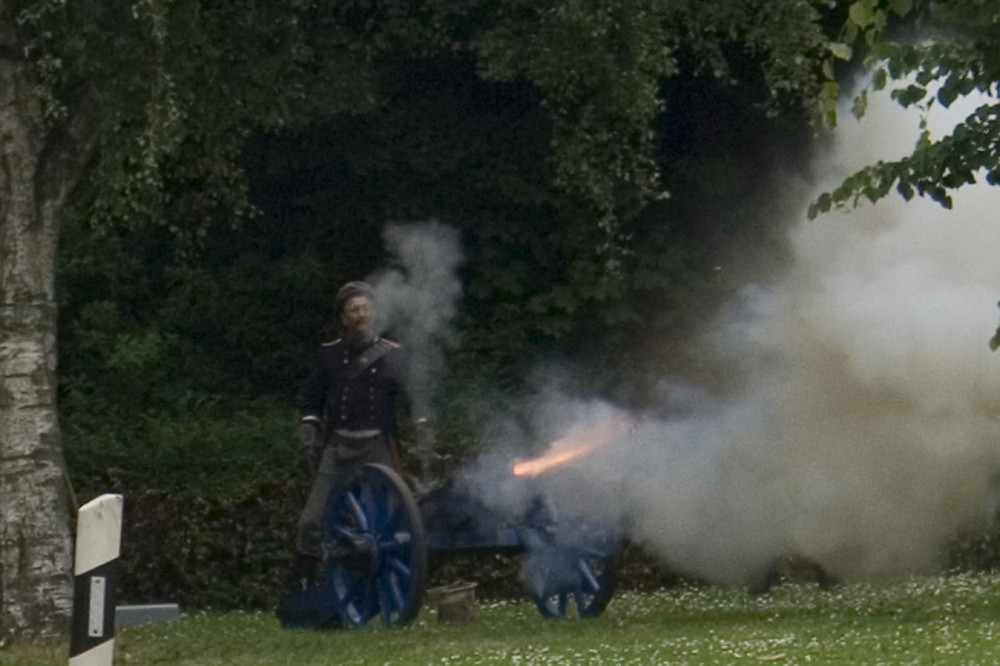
[811,0,1000,217]
[8,0,834,236]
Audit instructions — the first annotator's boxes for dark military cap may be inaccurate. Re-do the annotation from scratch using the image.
[333,281,374,315]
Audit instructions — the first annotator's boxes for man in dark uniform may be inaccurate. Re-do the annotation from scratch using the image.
[291,280,413,588]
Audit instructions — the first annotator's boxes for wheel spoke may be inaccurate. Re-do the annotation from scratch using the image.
[331,570,371,627]
[577,558,601,593]
[343,605,362,626]
[380,528,413,552]
[388,571,406,610]
[386,555,412,577]
[364,481,384,530]
[376,577,392,625]
[331,571,348,599]
[345,491,369,531]
[320,465,426,629]
[379,485,398,530]
[332,525,358,541]
[525,528,620,619]
[365,482,384,529]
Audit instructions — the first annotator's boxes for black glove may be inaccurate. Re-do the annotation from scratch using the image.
[299,423,321,476]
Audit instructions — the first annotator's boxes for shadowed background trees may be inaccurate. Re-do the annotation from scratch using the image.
[59,51,821,485]
[55,20,827,611]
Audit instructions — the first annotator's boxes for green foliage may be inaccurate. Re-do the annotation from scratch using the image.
[41,0,841,618]
[811,0,1000,217]
[56,13,823,497]
[475,0,674,220]
[113,481,305,610]
[475,0,831,222]
[809,100,1000,218]
[56,212,332,497]
[14,0,831,244]
[63,402,298,498]
[664,0,832,106]
[48,0,834,409]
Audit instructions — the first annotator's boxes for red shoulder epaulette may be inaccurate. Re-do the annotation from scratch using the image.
[380,338,400,348]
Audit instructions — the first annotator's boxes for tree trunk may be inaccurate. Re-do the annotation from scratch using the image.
[0,53,94,641]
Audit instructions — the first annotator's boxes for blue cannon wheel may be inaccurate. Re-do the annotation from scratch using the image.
[522,523,621,619]
[321,463,428,627]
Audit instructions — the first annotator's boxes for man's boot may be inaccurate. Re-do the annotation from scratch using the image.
[289,554,321,592]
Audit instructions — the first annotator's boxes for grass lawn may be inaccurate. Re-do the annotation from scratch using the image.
[5,572,1000,665]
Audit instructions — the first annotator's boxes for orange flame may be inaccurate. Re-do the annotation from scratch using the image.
[512,416,631,477]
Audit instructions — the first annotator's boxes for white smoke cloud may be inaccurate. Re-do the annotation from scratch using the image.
[635,86,1000,585]
[386,88,1000,590]
[516,84,1000,588]
[370,221,464,422]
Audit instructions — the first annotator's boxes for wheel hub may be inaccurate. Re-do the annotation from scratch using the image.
[326,533,381,574]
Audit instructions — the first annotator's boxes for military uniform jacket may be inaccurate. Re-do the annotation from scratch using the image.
[299,337,406,440]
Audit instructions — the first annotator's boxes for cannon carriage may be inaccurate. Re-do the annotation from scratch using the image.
[277,455,624,629]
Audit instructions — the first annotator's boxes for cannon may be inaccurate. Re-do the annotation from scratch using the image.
[277,417,629,629]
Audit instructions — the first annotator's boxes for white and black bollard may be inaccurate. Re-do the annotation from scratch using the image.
[68,494,124,666]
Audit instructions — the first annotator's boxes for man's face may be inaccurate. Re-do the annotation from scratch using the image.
[340,295,375,340]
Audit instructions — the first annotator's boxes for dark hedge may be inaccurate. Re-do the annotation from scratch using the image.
[114,480,307,610]
[110,478,688,611]
[109,476,1000,613]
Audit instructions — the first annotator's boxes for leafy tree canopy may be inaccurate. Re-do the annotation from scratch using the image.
[47,0,839,494]
[808,0,1000,217]
[40,0,840,389]
[7,0,837,234]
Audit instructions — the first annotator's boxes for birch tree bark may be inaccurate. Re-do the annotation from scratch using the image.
[0,49,95,641]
